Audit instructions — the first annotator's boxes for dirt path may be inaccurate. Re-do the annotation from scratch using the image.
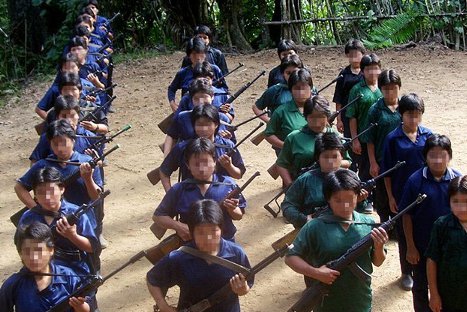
[1,45,466,311]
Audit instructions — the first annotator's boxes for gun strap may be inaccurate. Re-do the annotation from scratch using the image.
[182,179,232,186]
[318,215,381,226]
[179,246,250,275]
[31,206,60,218]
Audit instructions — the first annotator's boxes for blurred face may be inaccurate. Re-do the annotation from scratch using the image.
[34,182,64,211]
[58,109,79,130]
[319,149,343,173]
[60,86,80,100]
[70,46,87,62]
[402,110,423,132]
[426,146,451,178]
[381,84,400,104]
[192,93,213,107]
[86,4,98,16]
[283,65,299,82]
[363,64,381,84]
[279,49,296,60]
[347,49,363,67]
[20,239,53,273]
[291,82,311,106]
[450,192,467,222]
[189,52,206,66]
[306,110,328,133]
[61,62,79,74]
[196,34,210,46]
[187,153,216,181]
[194,117,217,139]
[329,190,358,219]
[193,223,222,255]
[78,22,92,33]
[50,136,74,160]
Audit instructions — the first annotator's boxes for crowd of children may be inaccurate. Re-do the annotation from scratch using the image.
[1,14,466,312]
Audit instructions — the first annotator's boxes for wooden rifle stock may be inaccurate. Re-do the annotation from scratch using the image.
[34,120,47,135]
[147,167,161,185]
[144,234,183,264]
[271,228,300,251]
[158,112,174,134]
[250,130,266,145]
[267,163,279,180]
[288,194,427,312]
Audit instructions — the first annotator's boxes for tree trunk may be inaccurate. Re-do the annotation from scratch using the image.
[258,0,272,47]
[217,0,252,51]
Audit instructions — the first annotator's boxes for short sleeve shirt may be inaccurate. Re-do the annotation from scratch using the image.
[267,65,286,88]
[264,100,307,141]
[332,66,364,106]
[255,84,291,116]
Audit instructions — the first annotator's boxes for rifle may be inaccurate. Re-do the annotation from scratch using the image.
[250,130,266,146]
[263,187,287,218]
[87,124,131,151]
[147,123,263,186]
[9,146,119,226]
[86,83,117,98]
[328,93,362,125]
[102,12,121,30]
[267,163,280,180]
[180,243,293,312]
[78,95,116,123]
[223,111,269,132]
[157,112,174,134]
[316,74,343,94]
[223,70,266,105]
[149,171,261,239]
[361,161,406,191]
[212,62,244,86]
[287,193,427,312]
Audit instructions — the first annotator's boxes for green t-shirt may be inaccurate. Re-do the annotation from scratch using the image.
[425,213,467,311]
[264,99,307,141]
[288,210,376,312]
[276,126,339,179]
[367,98,401,162]
[255,83,292,115]
[345,80,382,141]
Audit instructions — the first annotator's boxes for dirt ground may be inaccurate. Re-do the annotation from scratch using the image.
[1,45,466,311]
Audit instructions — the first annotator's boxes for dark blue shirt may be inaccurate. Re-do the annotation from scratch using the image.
[147,238,252,312]
[399,167,462,253]
[154,174,247,240]
[381,125,433,203]
[181,46,229,75]
[17,200,98,275]
[0,263,82,312]
[176,86,230,115]
[267,65,286,88]
[167,110,231,142]
[160,136,246,180]
[29,125,96,162]
[167,64,225,102]
[18,151,103,207]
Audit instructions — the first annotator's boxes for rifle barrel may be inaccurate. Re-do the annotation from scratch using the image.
[317,74,343,94]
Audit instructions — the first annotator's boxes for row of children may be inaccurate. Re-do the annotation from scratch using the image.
[1,1,119,311]
[150,30,466,312]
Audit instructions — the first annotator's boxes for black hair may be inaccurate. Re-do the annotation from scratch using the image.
[15,222,54,253]
[81,6,96,19]
[378,69,401,88]
[192,61,215,79]
[344,39,366,54]
[360,53,381,71]
[423,134,452,160]
[186,37,207,56]
[288,68,313,91]
[55,95,80,116]
[304,95,331,118]
[59,53,80,71]
[448,175,467,198]
[399,93,425,116]
[194,25,212,40]
[191,104,220,129]
[74,25,91,38]
[46,119,77,142]
[184,137,216,164]
[280,54,303,73]
[314,132,345,162]
[75,15,93,29]
[59,72,82,91]
[187,199,224,234]
[69,36,88,50]
[277,39,297,57]
[323,169,361,201]
[86,0,99,8]
[31,166,63,190]
[189,78,214,98]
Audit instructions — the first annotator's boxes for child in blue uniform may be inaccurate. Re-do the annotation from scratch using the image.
[148,199,252,312]
[17,167,99,276]
[154,138,246,242]
[0,222,89,312]
[400,134,462,312]
[381,93,432,291]
[268,39,298,88]
[426,175,467,312]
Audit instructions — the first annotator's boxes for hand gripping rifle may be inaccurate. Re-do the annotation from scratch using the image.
[149,171,261,240]
[287,193,427,312]
[87,124,131,151]
[180,243,293,312]
[86,83,117,98]
[146,123,263,185]
[212,62,244,86]
[102,12,121,31]
[328,93,362,125]
[79,95,116,123]
[360,160,406,191]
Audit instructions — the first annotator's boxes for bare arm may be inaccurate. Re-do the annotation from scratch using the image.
[285,255,340,285]
[14,182,36,208]
[252,105,270,123]
[35,107,48,120]
[146,281,176,312]
[403,214,420,265]
[277,165,293,189]
[265,135,284,149]
[367,143,379,177]
[427,258,442,312]
[160,171,172,193]
[153,215,191,241]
